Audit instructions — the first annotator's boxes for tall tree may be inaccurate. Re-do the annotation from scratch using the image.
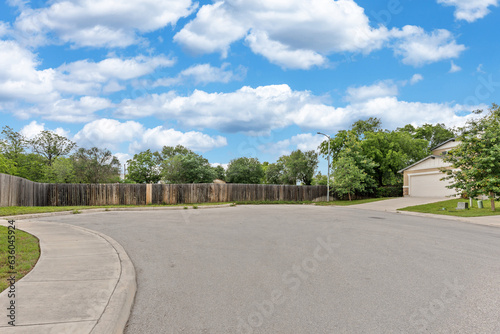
[265,162,285,184]
[278,150,319,185]
[332,154,369,201]
[127,150,162,184]
[226,157,264,184]
[0,153,17,175]
[442,104,500,211]
[213,165,226,181]
[399,123,456,149]
[351,117,382,138]
[41,157,76,183]
[72,147,120,183]
[30,130,76,166]
[161,151,216,183]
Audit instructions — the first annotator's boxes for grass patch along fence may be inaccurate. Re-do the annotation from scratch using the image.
[0,173,328,207]
[399,198,500,217]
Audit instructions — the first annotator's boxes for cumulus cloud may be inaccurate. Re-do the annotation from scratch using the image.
[437,0,498,22]
[129,127,227,153]
[15,96,113,123]
[410,74,424,85]
[259,133,325,156]
[174,0,464,69]
[73,119,144,150]
[153,63,246,87]
[55,55,175,95]
[175,0,391,69]
[345,81,398,103]
[19,120,69,139]
[392,26,466,66]
[115,83,480,135]
[13,0,197,47]
[116,84,314,135]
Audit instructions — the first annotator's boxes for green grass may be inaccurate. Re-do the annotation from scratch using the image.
[399,198,500,217]
[314,197,394,206]
[0,202,233,217]
[0,226,40,292]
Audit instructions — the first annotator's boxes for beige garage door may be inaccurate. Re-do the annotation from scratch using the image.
[409,173,456,197]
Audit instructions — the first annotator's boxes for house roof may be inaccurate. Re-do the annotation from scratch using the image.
[398,155,443,173]
[430,137,456,151]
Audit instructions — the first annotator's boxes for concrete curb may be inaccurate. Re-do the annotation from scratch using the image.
[0,219,137,333]
[0,203,235,221]
[395,210,500,227]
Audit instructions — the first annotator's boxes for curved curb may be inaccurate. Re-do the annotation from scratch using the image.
[0,219,137,334]
[0,203,235,220]
[39,222,137,334]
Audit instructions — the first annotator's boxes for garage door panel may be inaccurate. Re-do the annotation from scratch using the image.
[409,173,456,197]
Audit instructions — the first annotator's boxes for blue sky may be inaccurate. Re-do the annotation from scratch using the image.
[0,0,499,174]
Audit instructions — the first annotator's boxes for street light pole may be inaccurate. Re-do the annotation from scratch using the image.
[317,132,331,202]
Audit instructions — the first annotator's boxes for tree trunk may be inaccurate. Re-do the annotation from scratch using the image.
[348,192,352,201]
[491,192,496,212]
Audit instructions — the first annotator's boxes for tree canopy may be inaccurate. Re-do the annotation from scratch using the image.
[226,157,264,184]
[442,104,500,211]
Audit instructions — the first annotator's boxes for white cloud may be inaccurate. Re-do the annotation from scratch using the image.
[175,0,463,69]
[0,40,57,103]
[114,152,132,167]
[73,119,144,150]
[246,30,326,69]
[129,127,227,153]
[19,120,69,139]
[392,26,466,66]
[260,133,324,156]
[14,0,197,48]
[345,81,398,103]
[55,55,175,95]
[437,0,498,22]
[15,96,113,123]
[410,74,424,85]
[115,83,480,135]
[175,0,391,69]
[0,22,9,37]
[116,84,313,135]
[449,60,462,73]
[153,63,246,87]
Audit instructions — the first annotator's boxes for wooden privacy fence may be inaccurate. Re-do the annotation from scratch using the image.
[0,173,328,207]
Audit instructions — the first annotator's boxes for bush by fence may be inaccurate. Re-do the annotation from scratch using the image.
[0,173,327,207]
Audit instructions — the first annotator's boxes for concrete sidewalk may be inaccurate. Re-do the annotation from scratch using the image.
[0,219,136,333]
[348,197,500,227]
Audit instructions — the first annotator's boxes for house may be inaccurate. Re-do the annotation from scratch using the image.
[399,138,459,197]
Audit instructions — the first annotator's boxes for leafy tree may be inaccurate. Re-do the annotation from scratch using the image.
[361,131,428,186]
[399,123,456,149]
[30,130,76,166]
[265,162,284,184]
[162,151,216,183]
[278,150,319,185]
[0,153,17,175]
[127,150,162,184]
[213,165,226,181]
[160,145,192,160]
[333,154,369,201]
[41,157,76,183]
[72,147,120,183]
[311,172,328,186]
[0,126,27,159]
[351,117,382,138]
[226,157,264,184]
[442,104,500,211]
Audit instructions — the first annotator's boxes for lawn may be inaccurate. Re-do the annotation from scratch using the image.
[0,202,232,217]
[315,197,394,206]
[0,225,40,292]
[399,198,500,217]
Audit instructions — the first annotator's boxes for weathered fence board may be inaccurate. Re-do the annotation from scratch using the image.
[0,173,328,207]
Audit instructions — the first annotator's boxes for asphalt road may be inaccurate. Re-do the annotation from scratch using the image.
[36,205,500,333]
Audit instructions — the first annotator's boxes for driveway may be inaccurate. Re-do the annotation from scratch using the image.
[35,205,500,333]
[348,197,448,212]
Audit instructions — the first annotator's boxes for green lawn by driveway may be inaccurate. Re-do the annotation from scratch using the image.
[399,198,500,217]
